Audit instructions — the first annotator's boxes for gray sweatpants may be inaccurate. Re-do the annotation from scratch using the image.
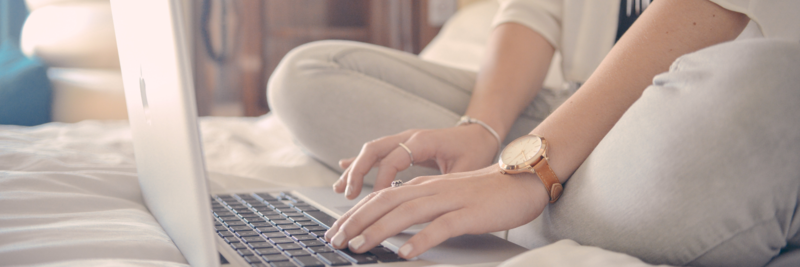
[267,39,800,267]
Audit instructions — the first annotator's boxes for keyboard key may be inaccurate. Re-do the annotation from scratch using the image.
[226,221,247,226]
[256,193,278,200]
[271,219,294,225]
[251,264,269,267]
[295,206,319,212]
[278,224,301,231]
[292,235,316,241]
[277,243,304,251]
[250,242,274,249]
[238,230,261,237]
[293,256,325,267]
[215,225,229,231]
[290,217,311,222]
[257,226,281,233]
[339,248,379,264]
[304,226,327,232]
[283,212,304,217]
[263,232,287,238]
[305,246,334,254]
[317,252,352,266]
[270,237,295,244]
[375,252,406,262]
[296,221,318,227]
[269,261,298,267]
[256,248,282,255]
[284,249,311,257]
[369,246,393,254]
[220,216,240,221]
[230,225,252,231]
[299,240,325,247]
[308,231,326,238]
[250,205,270,211]
[244,255,263,263]
[303,212,335,228]
[218,231,235,238]
[242,236,268,243]
[238,249,255,256]
[242,213,263,219]
[285,230,308,236]
[231,242,248,250]
[263,254,290,262]
[265,215,287,221]
[224,237,240,244]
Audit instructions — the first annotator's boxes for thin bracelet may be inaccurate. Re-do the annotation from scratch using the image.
[456,115,502,162]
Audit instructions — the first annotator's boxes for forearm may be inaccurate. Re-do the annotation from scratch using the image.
[533,0,749,182]
[465,23,555,141]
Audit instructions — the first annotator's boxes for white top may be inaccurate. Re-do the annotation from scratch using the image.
[492,0,800,84]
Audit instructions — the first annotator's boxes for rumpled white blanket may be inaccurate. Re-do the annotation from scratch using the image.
[0,115,666,266]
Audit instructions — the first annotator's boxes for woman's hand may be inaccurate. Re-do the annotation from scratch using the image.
[334,124,500,199]
[324,165,550,259]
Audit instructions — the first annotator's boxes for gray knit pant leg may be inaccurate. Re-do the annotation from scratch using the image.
[267,40,541,184]
[510,39,800,267]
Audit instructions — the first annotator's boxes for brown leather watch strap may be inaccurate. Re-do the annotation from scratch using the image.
[533,158,563,203]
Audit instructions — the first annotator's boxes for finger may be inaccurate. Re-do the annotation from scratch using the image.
[327,174,436,241]
[339,157,355,169]
[346,195,460,253]
[333,166,349,194]
[328,185,435,249]
[345,132,414,199]
[396,209,469,259]
[372,132,440,191]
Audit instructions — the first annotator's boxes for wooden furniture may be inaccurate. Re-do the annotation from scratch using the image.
[193,0,451,117]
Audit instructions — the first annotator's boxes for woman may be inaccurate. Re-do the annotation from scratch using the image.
[268,0,800,266]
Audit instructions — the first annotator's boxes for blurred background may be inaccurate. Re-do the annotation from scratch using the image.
[0,0,484,126]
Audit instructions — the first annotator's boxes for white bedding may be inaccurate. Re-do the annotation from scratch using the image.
[0,115,667,267]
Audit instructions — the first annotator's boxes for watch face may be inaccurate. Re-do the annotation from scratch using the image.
[500,135,543,167]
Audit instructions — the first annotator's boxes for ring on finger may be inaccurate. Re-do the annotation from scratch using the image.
[391,179,403,187]
[398,142,414,167]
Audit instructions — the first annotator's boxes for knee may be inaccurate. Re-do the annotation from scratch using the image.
[653,39,800,105]
[267,40,353,116]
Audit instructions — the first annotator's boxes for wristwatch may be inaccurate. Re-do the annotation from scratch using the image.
[498,134,563,203]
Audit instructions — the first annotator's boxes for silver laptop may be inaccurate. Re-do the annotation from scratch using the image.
[110,1,526,266]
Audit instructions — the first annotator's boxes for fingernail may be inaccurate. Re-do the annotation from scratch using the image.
[349,235,365,250]
[345,186,352,197]
[399,243,413,258]
[332,233,346,248]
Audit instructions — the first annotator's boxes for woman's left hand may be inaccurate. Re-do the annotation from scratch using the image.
[323,165,550,259]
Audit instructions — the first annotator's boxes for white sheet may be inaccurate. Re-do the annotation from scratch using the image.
[0,115,667,266]
[0,115,336,266]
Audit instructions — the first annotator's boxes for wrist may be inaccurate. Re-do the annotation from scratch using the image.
[456,115,503,161]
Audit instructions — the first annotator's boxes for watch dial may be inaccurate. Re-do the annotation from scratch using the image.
[501,135,542,166]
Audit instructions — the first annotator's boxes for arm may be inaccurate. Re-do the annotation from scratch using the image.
[325,0,750,258]
[536,0,749,183]
[464,22,555,143]
[335,23,555,198]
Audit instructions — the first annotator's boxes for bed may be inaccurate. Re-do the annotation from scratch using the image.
[0,113,679,267]
[4,1,796,266]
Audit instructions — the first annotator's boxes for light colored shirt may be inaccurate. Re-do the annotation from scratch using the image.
[491,0,800,84]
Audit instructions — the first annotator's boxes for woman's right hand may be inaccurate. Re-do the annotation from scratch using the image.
[333,123,500,199]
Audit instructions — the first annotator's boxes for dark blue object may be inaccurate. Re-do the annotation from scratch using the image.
[0,0,52,126]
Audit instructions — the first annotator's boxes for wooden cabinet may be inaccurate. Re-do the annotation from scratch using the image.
[192,0,449,117]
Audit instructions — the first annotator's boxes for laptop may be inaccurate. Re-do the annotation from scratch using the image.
[109,1,526,266]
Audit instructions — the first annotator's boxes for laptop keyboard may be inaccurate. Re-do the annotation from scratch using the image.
[212,192,404,266]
